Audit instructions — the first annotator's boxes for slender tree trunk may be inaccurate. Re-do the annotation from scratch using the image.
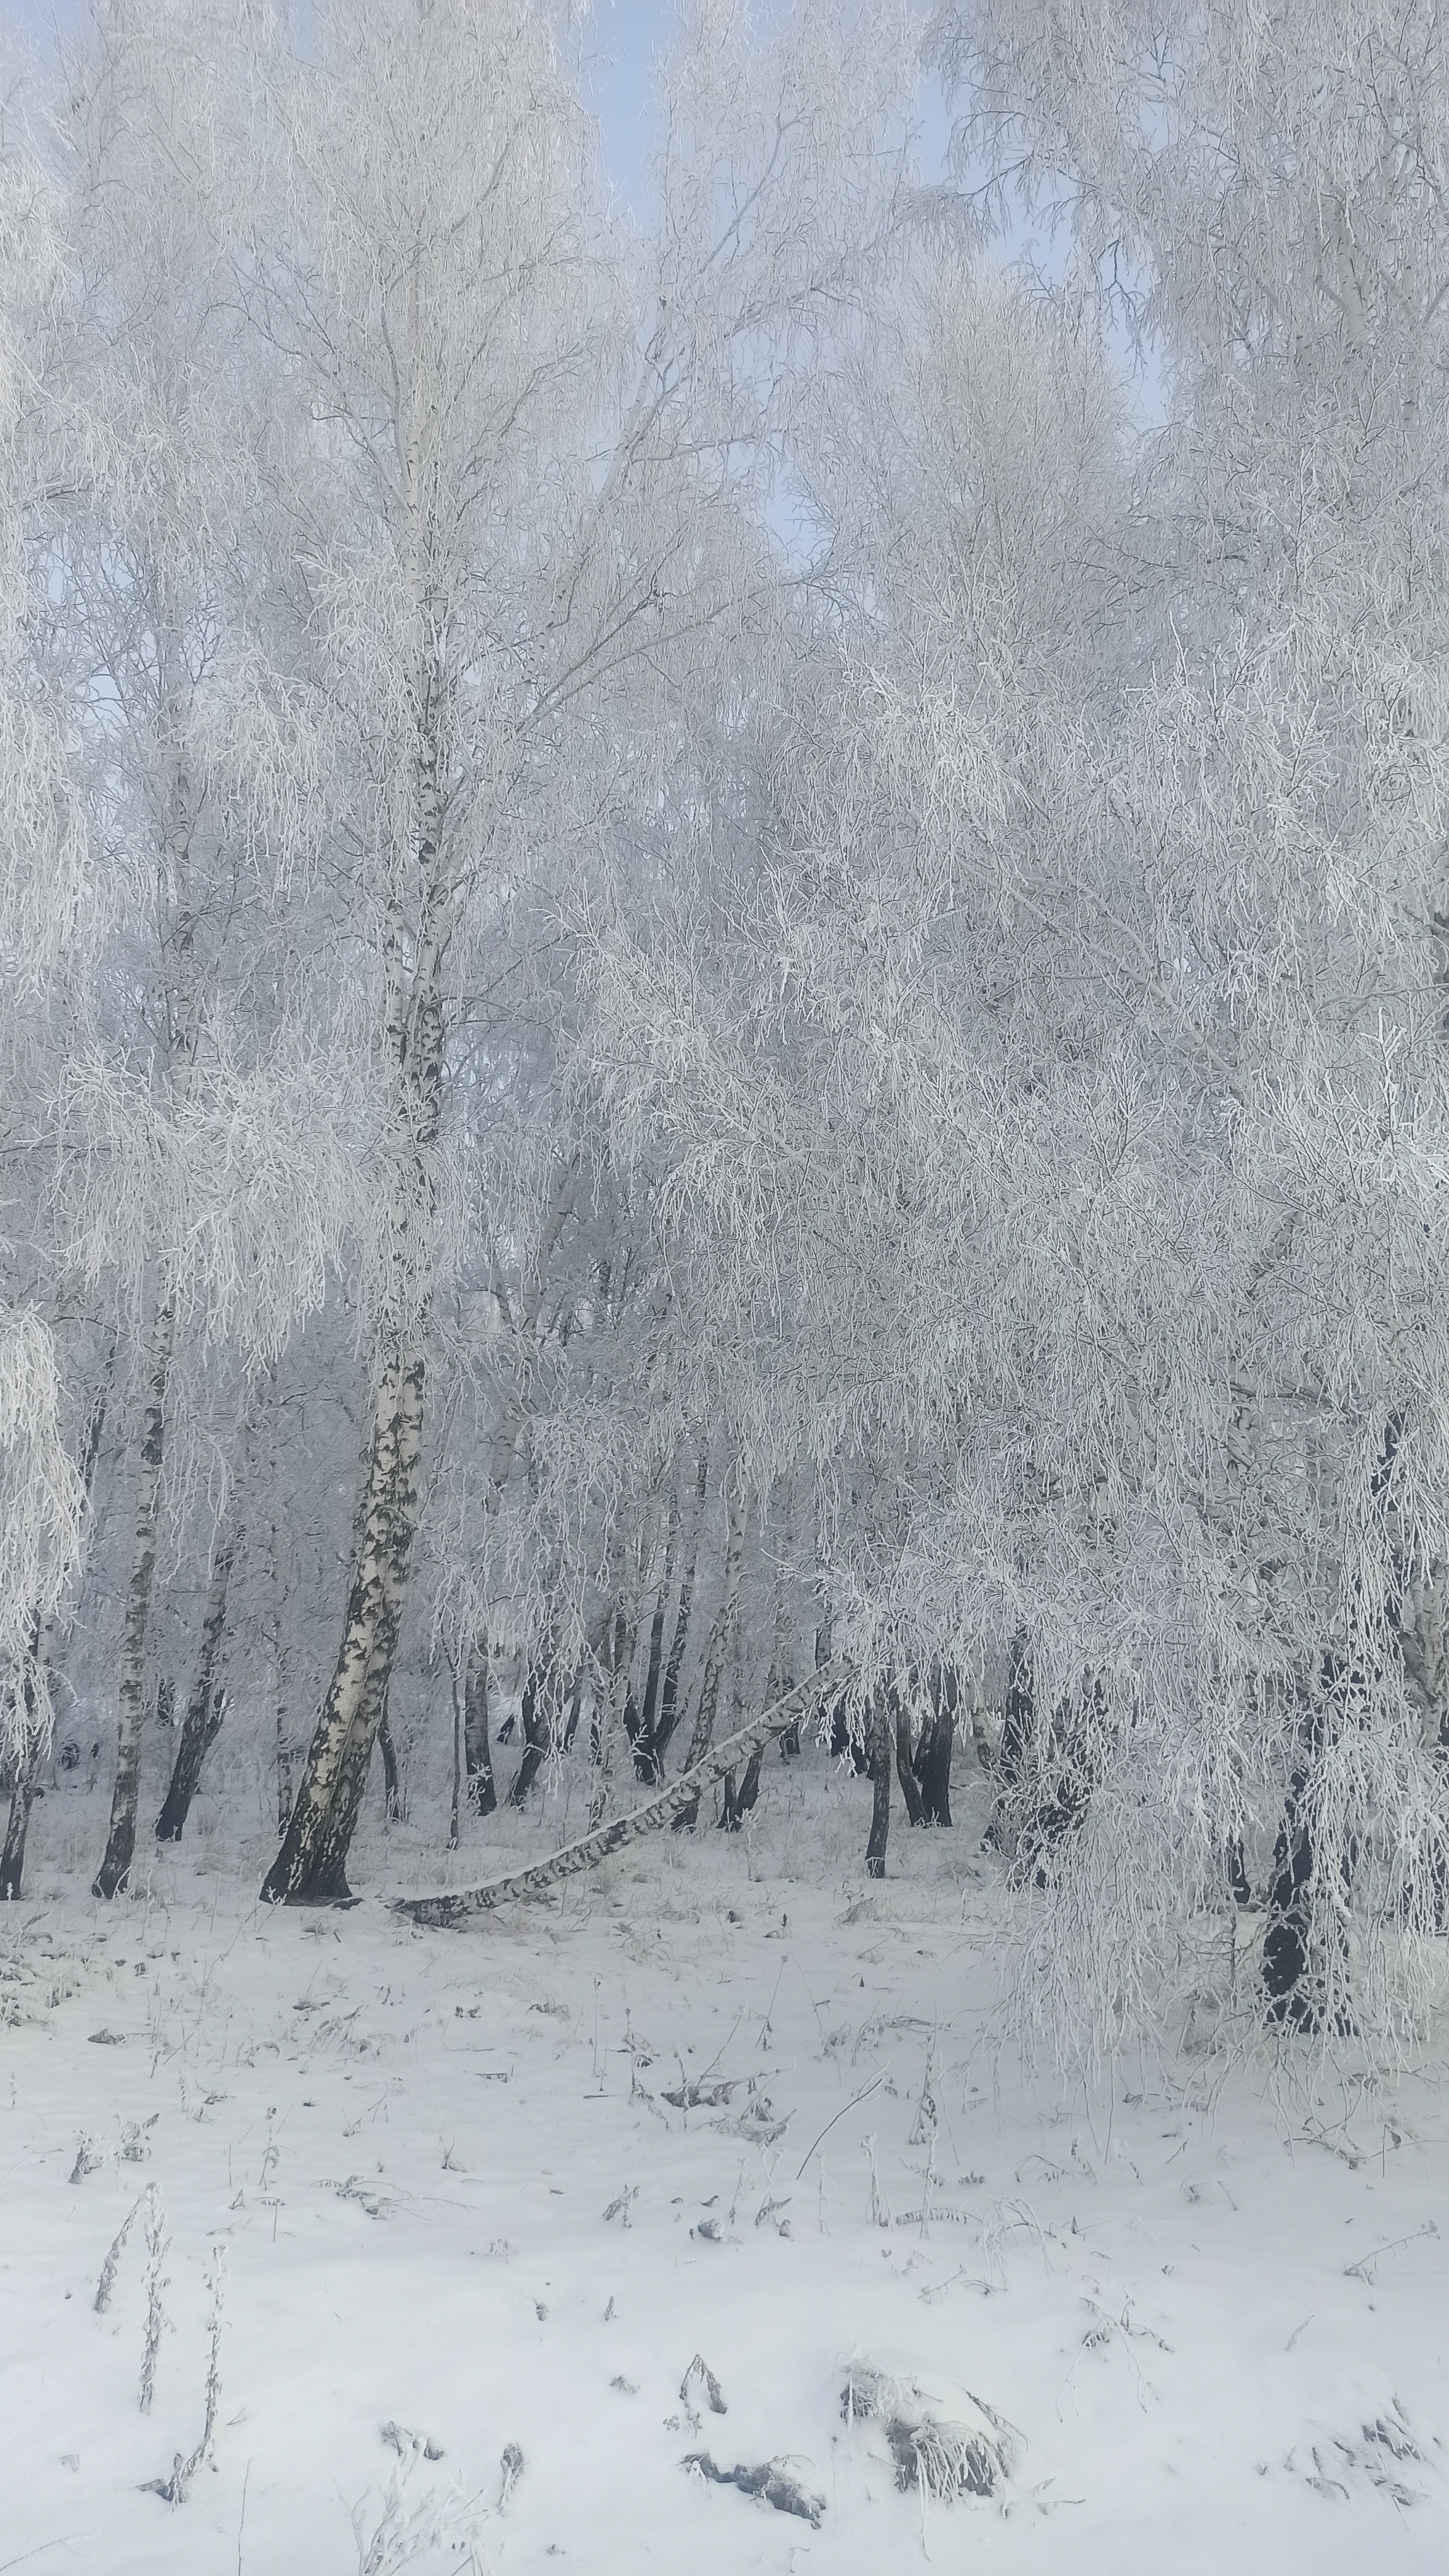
[0,1615,48,1903]
[644,1446,709,1777]
[1227,1834,1252,1907]
[1263,1760,1315,2024]
[267,1495,293,1838]
[720,1740,763,1831]
[377,1705,402,1822]
[94,1285,177,1901]
[829,1646,870,1772]
[449,1657,463,1852]
[674,1472,746,1828]
[2,1345,115,1901]
[768,1487,799,1757]
[916,1664,957,1826]
[156,1388,253,1846]
[260,1330,427,1903]
[985,1625,1033,1852]
[463,1635,496,1816]
[154,1521,235,1843]
[892,1689,926,1827]
[1263,1668,1356,2031]
[589,1562,638,1832]
[633,1487,679,1770]
[509,1644,559,1808]
[865,1692,891,1878]
[564,1659,589,1752]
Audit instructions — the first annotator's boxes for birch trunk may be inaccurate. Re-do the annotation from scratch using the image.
[0,1615,49,1903]
[155,1390,254,1843]
[397,1659,855,1927]
[153,1528,233,1843]
[260,1331,427,1902]
[93,1284,177,1901]
[2,1348,113,1902]
[262,642,450,1903]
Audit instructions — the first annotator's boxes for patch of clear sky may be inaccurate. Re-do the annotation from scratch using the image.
[4,0,1164,430]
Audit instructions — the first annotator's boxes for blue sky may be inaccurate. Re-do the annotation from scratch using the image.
[582,1,673,210]
[6,0,681,210]
[6,1,949,213]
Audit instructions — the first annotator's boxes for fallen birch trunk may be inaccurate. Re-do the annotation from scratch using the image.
[393,1659,857,1928]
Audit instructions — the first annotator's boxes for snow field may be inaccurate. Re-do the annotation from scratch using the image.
[3,1754,1449,2573]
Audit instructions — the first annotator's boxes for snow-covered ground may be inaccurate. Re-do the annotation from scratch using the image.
[4,1745,1448,2574]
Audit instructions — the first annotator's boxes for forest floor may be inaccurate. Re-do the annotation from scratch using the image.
[4,1744,1449,2574]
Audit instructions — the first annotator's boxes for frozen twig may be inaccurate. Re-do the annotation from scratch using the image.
[681,2353,727,2414]
[94,2195,143,2312]
[146,2246,227,2505]
[138,2186,170,2413]
[795,2072,884,2179]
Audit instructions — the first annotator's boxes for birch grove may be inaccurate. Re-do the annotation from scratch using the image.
[2,0,1448,2053]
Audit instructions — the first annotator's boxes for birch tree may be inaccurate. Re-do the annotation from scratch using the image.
[251,0,917,1902]
[0,121,94,1821]
[44,1,346,1898]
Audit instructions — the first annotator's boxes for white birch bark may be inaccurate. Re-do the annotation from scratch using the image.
[396,1659,855,1927]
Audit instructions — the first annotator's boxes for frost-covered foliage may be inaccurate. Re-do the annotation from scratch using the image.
[3,0,1448,2047]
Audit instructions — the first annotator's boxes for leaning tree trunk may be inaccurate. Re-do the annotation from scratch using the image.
[155,1459,241,1843]
[94,1284,177,1901]
[398,1659,855,1925]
